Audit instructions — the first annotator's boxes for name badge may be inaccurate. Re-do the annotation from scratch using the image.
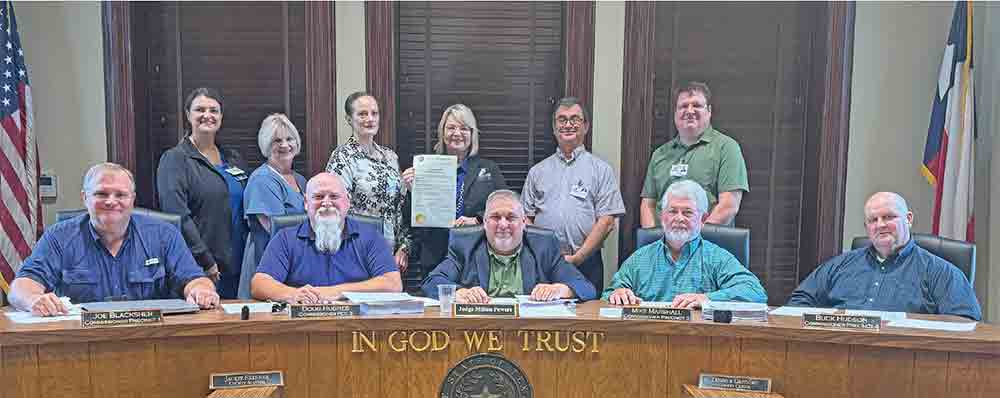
[670,163,688,177]
[225,166,245,176]
[144,258,160,266]
[478,169,491,179]
[570,181,588,199]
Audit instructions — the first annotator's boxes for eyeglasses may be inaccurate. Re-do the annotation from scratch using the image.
[556,116,585,126]
[445,125,471,134]
[486,214,523,225]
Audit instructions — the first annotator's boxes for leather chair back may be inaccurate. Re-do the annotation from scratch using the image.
[56,208,182,231]
[635,224,751,267]
[850,233,975,285]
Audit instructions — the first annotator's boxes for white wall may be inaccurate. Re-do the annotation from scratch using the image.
[848,1,996,319]
[983,3,1000,323]
[18,2,106,226]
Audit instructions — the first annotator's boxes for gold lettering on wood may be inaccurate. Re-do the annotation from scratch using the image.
[352,331,377,353]
[353,330,603,354]
[518,330,531,352]
[463,330,503,352]
[535,331,554,352]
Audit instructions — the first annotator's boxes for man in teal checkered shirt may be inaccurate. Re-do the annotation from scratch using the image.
[603,180,766,308]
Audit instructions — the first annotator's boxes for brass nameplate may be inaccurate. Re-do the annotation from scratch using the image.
[81,309,162,328]
[622,306,691,321]
[802,313,881,331]
[288,304,360,319]
[698,373,772,393]
[210,371,284,390]
[454,303,518,317]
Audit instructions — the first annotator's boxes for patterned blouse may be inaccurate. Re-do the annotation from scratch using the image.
[325,136,409,251]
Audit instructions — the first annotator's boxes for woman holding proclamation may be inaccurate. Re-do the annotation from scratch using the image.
[326,91,410,272]
[241,114,307,293]
[157,87,248,299]
[401,104,508,269]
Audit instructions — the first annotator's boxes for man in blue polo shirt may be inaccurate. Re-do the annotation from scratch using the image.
[9,163,218,316]
[251,172,402,303]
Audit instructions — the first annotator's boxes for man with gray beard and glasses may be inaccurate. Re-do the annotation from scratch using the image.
[251,173,401,303]
[602,180,765,308]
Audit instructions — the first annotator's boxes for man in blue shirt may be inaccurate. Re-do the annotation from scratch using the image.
[9,163,219,316]
[604,180,766,308]
[251,172,402,303]
[787,192,981,320]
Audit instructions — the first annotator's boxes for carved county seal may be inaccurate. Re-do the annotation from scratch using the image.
[440,353,532,398]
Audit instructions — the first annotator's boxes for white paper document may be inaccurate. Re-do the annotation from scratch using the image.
[413,296,441,307]
[221,302,274,314]
[888,319,977,332]
[4,300,82,324]
[769,306,838,317]
[343,292,417,303]
[845,309,907,321]
[410,155,457,228]
[519,304,577,318]
[514,295,577,305]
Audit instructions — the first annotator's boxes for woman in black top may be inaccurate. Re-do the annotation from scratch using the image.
[401,104,508,270]
[156,88,248,299]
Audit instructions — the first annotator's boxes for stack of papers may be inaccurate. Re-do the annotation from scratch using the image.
[769,306,838,317]
[887,319,977,332]
[513,295,577,318]
[343,292,426,315]
[702,301,769,322]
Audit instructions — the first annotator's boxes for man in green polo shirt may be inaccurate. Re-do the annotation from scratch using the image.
[640,81,749,227]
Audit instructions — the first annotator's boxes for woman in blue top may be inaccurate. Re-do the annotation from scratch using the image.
[241,114,307,296]
[157,87,248,299]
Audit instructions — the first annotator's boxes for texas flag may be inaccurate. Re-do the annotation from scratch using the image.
[921,1,976,242]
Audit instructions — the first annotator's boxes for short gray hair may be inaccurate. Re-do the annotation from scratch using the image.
[433,104,480,157]
[551,97,591,131]
[486,189,524,216]
[661,180,709,214]
[257,113,302,158]
[82,162,136,194]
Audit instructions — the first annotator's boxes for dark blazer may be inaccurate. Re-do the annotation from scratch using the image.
[408,155,508,268]
[156,137,248,273]
[420,226,597,301]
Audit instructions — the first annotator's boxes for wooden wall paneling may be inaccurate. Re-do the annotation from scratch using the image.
[2,345,38,398]
[90,340,157,398]
[155,336,250,398]
[667,335,711,398]
[847,345,915,397]
[784,341,849,398]
[618,1,657,262]
[379,330,409,397]
[405,329,451,398]
[709,336,741,375]
[640,334,670,398]
[591,333,639,397]
[337,330,382,397]
[306,333,338,398]
[304,1,337,176]
[37,343,90,398]
[365,1,397,149]
[738,338,787,395]
[502,330,557,397]
[249,333,310,398]
[563,1,595,149]
[102,2,137,175]
[811,2,855,270]
[913,350,949,398]
[947,352,1000,397]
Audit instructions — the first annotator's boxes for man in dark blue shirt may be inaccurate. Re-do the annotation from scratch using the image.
[787,192,981,320]
[10,163,218,316]
[251,172,402,303]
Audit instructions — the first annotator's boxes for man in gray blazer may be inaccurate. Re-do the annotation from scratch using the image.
[421,190,597,303]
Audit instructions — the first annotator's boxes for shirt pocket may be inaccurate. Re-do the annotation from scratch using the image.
[128,265,168,300]
[60,268,101,303]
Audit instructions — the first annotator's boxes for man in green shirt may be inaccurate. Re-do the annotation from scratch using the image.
[640,82,749,227]
[421,190,597,303]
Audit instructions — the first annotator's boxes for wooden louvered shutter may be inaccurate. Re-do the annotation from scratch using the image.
[396,1,565,191]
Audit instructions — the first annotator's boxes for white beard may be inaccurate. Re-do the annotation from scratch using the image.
[313,210,344,253]
[663,226,696,245]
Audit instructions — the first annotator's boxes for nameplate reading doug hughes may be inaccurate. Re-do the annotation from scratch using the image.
[288,304,360,319]
[802,313,881,332]
[81,309,163,328]
[622,307,692,321]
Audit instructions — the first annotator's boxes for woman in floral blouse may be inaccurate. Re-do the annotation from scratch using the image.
[326,91,410,272]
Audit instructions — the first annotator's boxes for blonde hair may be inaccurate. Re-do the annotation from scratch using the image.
[433,104,480,157]
[257,113,302,158]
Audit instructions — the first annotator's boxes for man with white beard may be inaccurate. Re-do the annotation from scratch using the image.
[603,180,765,308]
[421,190,596,303]
[251,173,402,303]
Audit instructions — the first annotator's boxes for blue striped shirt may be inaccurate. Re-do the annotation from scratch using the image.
[602,236,767,303]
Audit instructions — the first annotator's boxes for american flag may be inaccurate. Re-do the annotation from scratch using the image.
[0,1,39,292]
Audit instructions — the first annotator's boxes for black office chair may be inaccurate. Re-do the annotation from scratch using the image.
[634,224,750,268]
[270,213,385,238]
[850,233,975,285]
[55,208,182,231]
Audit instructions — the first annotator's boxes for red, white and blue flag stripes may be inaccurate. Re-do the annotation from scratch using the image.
[921,1,976,242]
[0,1,39,292]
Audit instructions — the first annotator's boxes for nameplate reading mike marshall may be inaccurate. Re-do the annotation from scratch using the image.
[288,304,360,319]
[81,309,163,328]
[210,371,284,390]
[454,303,519,317]
[698,373,772,393]
[622,307,691,321]
[802,313,881,331]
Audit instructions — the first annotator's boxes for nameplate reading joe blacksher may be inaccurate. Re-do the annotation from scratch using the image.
[698,373,772,393]
[288,304,360,319]
[802,313,881,332]
[81,309,163,328]
[622,307,691,321]
[454,303,519,317]
[210,371,284,390]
